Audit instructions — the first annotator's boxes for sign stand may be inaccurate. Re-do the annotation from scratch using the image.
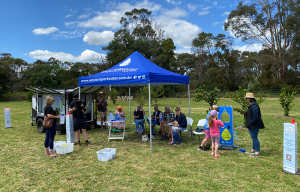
[283,120,300,175]
[66,112,75,143]
[218,106,237,150]
[4,107,12,128]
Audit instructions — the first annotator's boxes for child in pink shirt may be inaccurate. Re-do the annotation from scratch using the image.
[208,110,224,158]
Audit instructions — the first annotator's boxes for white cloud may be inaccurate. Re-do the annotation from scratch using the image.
[234,43,263,52]
[202,6,211,11]
[32,27,59,35]
[222,11,230,16]
[155,15,201,47]
[198,11,209,15]
[165,0,181,5]
[164,8,188,18]
[70,0,161,29]
[66,14,73,18]
[78,14,89,19]
[187,3,197,11]
[175,46,192,54]
[218,6,226,9]
[23,53,28,56]
[83,31,114,45]
[28,49,106,62]
[212,1,218,6]
[213,22,219,26]
[52,29,86,39]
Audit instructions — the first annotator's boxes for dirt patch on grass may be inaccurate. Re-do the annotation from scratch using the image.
[235,127,248,130]
[273,115,295,119]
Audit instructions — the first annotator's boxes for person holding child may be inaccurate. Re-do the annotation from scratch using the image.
[198,105,219,151]
[169,121,182,145]
[208,110,224,158]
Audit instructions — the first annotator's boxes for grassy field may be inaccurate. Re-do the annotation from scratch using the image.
[1,98,300,191]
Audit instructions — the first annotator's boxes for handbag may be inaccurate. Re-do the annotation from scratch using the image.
[43,107,54,128]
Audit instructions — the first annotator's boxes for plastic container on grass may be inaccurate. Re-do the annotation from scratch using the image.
[96,148,116,161]
[56,146,65,154]
[66,143,74,153]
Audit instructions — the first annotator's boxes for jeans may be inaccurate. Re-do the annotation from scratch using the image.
[179,127,186,132]
[173,132,181,144]
[248,128,260,152]
[146,119,158,134]
[134,119,144,132]
[44,123,56,149]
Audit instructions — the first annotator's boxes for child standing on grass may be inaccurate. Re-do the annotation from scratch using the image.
[208,110,224,158]
[169,121,182,145]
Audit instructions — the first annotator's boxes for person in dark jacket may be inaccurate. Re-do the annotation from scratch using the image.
[245,93,264,157]
[175,107,187,131]
[146,105,161,135]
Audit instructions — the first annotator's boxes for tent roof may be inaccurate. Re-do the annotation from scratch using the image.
[79,51,189,87]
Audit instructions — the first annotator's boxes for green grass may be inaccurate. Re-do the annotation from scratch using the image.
[1,98,300,191]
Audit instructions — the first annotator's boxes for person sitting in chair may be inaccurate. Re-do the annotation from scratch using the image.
[160,106,176,140]
[146,105,161,135]
[134,105,146,134]
[112,105,126,129]
[175,107,187,132]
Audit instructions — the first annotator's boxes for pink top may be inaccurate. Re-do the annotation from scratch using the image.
[115,110,126,117]
[209,120,224,136]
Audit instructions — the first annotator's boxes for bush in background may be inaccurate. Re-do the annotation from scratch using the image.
[279,88,297,116]
[109,88,118,105]
[26,91,34,102]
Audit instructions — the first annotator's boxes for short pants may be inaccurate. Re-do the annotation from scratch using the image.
[99,111,107,118]
[204,129,211,139]
[211,135,220,144]
[73,118,87,131]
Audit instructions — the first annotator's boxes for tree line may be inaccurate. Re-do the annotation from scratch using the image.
[1,0,300,100]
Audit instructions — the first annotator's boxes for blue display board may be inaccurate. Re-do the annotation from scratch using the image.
[218,106,234,146]
[4,108,12,128]
[283,123,298,174]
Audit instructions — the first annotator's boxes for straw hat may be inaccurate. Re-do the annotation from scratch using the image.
[212,105,219,109]
[117,105,123,109]
[244,93,255,99]
[99,91,104,95]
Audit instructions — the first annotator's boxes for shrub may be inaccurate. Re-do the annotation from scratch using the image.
[194,85,220,112]
[137,95,146,107]
[109,88,118,105]
[26,91,34,102]
[279,88,297,116]
[227,86,266,126]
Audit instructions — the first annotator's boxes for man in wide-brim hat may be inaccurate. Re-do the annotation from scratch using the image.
[244,93,265,157]
[96,91,108,130]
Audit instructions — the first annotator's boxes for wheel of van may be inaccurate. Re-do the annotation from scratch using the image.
[37,118,46,133]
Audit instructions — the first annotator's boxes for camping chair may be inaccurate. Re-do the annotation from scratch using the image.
[191,119,206,144]
[147,117,160,134]
[180,117,194,143]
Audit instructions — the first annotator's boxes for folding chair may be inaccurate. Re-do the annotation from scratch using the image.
[191,119,206,144]
[180,117,193,143]
[133,114,147,133]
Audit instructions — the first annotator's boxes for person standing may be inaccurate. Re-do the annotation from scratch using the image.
[208,110,224,158]
[198,105,219,151]
[245,93,264,157]
[133,105,146,134]
[44,96,60,157]
[96,91,108,130]
[69,93,91,147]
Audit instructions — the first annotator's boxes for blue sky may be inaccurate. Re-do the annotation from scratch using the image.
[0,0,262,63]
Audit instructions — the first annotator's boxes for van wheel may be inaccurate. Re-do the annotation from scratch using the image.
[37,118,46,133]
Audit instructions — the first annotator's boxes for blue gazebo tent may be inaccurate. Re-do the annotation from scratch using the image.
[78,51,191,152]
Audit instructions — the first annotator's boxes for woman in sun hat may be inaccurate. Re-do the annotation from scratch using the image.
[112,105,126,129]
[245,93,265,157]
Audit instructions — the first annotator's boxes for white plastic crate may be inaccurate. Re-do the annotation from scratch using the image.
[96,148,116,161]
[55,143,74,154]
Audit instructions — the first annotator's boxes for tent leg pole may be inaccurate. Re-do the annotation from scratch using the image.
[129,87,131,132]
[79,87,81,100]
[188,84,191,118]
[148,83,152,152]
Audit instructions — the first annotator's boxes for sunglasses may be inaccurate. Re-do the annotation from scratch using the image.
[175,110,180,111]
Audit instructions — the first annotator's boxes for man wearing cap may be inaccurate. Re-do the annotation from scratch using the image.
[96,91,108,130]
[160,106,176,140]
[198,105,219,151]
[245,93,264,157]
[146,105,161,135]
[69,93,91,147]
[133,105,146,134]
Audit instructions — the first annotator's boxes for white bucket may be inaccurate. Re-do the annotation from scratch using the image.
[66,143,74,153]
[49,141,66,152]
[96,148,116,161]
[56,145,65,154]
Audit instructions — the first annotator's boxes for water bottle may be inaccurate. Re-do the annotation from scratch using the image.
[197,126,200,133]
[159,113,162,122]
[119,113,122,120]
[167,114,170,122]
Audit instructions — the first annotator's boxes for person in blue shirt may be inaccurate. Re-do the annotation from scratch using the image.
[175,107,187,131]
[198,105,219,151]
[146,105,161,135]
